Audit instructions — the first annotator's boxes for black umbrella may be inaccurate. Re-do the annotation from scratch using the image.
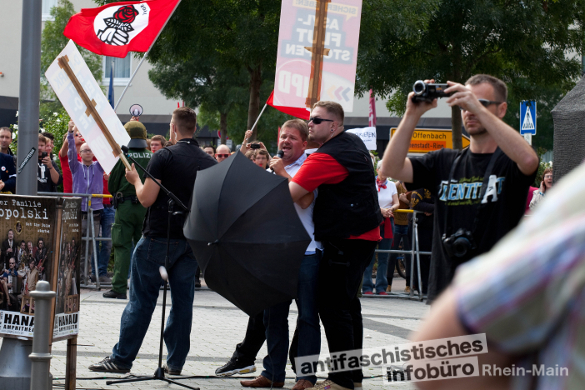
[184,152,311,316]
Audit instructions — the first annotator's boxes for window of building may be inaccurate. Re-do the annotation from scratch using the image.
[103,55,132,86]
[42,0,58,21]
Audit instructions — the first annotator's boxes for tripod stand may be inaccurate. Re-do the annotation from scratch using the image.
[107,147,198,390]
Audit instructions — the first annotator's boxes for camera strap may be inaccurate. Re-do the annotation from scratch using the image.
[443,147,502,237]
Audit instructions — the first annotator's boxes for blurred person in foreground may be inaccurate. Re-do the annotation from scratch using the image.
[411,161,585,390]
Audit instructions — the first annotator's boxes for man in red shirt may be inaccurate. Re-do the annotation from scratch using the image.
[288,101,382,390]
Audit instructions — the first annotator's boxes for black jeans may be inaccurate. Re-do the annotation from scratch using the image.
[318,239,377,389]
[231,311,266,364]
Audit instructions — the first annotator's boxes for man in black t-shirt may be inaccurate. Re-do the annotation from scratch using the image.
[380,74,538,303]
[89,107,217,375]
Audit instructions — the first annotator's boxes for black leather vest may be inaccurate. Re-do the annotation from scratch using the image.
[313,132,383,240]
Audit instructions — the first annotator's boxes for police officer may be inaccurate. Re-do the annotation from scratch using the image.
[103,121,152,299]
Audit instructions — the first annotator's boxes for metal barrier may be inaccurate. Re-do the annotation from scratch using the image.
[38,191,112,290]
[372,209,431,302]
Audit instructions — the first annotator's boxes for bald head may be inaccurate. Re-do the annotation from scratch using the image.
[80,143,94,165]
[216,144,231,162]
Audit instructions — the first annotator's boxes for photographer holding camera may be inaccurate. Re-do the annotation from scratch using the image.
[37,133,62,192]
[379,74,538,303]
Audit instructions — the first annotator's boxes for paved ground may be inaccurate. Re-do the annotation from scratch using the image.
[41,276,429,389]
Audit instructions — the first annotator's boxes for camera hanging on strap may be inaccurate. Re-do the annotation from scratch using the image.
[441,148,502,260]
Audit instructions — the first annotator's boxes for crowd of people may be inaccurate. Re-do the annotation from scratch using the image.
[2,72,577,390]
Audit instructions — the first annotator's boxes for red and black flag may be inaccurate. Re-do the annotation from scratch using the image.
[64,0,181,58]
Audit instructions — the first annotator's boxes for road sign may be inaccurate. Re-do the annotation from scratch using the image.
[520,100,536,135]
[390,128,470,154]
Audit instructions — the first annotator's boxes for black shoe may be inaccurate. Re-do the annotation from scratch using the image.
[103,290,127,299]
[163,364,182,375]
[195,278,201,288]
[215,358,256,376]
[89,357,130,373]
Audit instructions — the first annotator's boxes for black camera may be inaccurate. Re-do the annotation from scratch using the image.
[442,228,477,259]
[39,151,47,160]
[250,143,261,150]
[412,80,450,103]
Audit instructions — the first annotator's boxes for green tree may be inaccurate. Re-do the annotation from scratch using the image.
[356,0,585,151]
[41,0,103,118]
[144,0,281,141]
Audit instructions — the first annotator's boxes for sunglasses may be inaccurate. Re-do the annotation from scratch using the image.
[309,117,334,124]
[216,154,230,158]
[461,99,503,112]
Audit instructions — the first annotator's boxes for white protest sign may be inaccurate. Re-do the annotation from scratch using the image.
[274,0,363,112]
[45,40,131,173]
[347,127,377,150]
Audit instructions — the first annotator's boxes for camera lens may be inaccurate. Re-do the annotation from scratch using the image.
[452,237,471,258]
[413,80,426,95]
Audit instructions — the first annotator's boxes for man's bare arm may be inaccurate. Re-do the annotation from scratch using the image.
[125,164,160,208]
[379,85,437,182]
[289,181,310,203]
[411,288,513,390]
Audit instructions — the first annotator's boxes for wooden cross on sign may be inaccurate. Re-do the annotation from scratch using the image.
[57,55,131,170]
[304,0,332,108]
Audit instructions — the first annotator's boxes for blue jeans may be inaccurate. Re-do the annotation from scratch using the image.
[388,224,411,287]
[262,252,321,383]
[363,220,393,294]
[110,236,197,371]
[95,205,115,277]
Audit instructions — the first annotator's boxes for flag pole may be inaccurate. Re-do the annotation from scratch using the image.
[114,0,183,111]
[250,102,268,133]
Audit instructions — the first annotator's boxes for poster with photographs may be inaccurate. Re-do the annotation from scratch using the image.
[53,198,82,340]
[0,195,58,338]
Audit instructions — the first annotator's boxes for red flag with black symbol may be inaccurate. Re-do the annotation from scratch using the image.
[267,91,311,120]
[64,0,181,58]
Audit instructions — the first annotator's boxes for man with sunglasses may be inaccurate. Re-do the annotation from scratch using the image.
[288,101,383,390]
[215,144,231,162]
[380,74,538,304]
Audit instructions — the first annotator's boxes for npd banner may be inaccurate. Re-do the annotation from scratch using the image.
[274,0,362,113]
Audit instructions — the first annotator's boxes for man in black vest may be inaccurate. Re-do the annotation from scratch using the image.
[289,101,383,390]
